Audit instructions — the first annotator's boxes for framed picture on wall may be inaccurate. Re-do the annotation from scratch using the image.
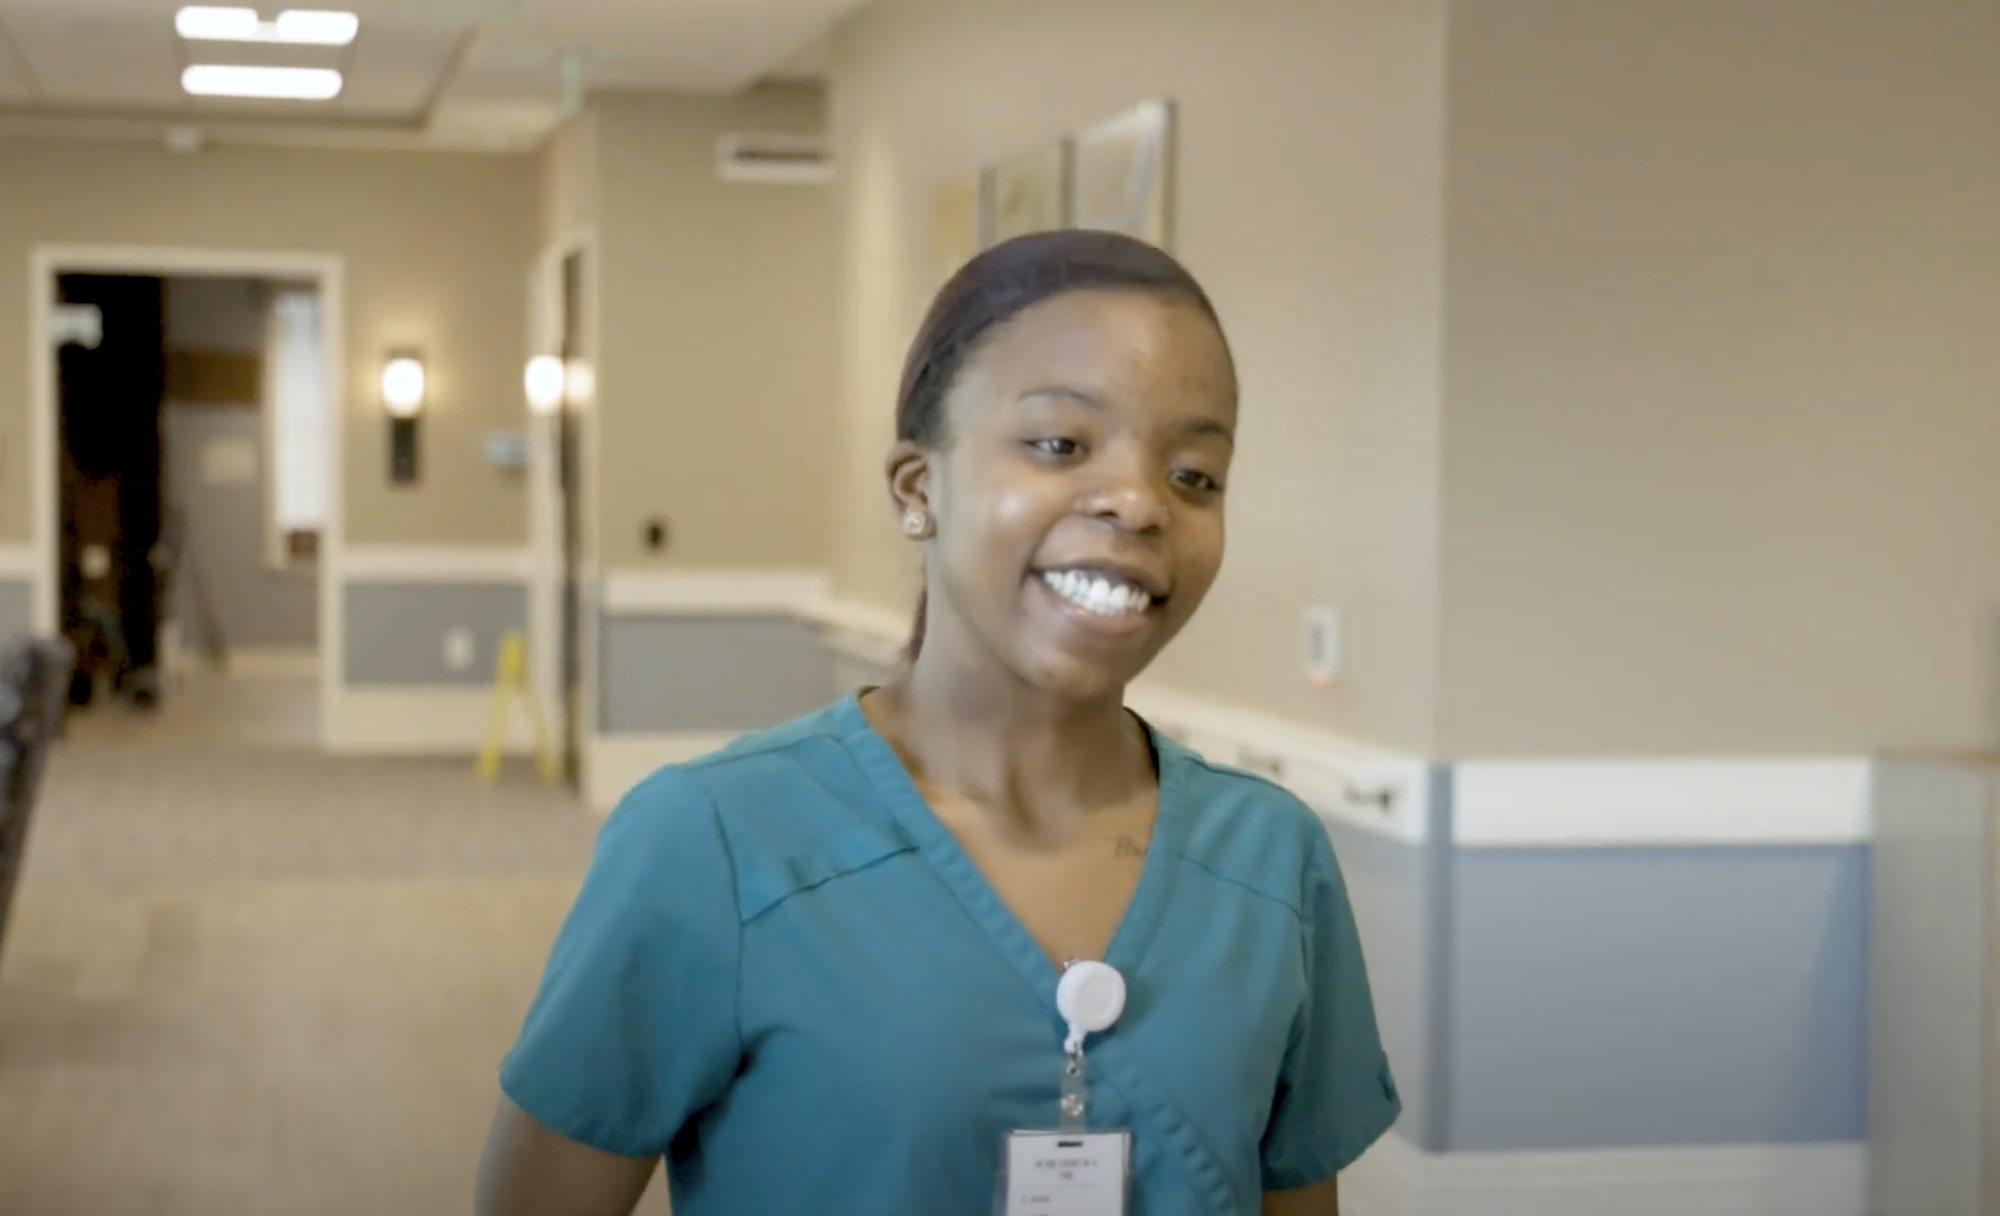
[1069,99,1176,250]
[984,141,1068,246]
[928,173,984,288]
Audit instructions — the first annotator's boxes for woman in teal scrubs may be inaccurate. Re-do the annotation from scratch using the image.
[476,230,1400,1216]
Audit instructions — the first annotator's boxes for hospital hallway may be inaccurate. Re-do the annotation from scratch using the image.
[0,672,670,1216]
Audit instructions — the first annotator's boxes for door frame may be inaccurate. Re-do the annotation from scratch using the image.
[28,244,345,736]
[527,226,599,777]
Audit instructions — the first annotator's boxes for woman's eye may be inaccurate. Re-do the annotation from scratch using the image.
[1029,437,1080,458]
[1170,468,1222,493]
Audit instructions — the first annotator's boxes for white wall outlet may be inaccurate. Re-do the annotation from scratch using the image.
[443,627,477,673]
[1303,606,1341,689]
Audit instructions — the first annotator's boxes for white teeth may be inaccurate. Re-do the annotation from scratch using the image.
[1041,570,1153,618]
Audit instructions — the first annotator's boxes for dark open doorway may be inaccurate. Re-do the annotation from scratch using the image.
[55,274,166,709]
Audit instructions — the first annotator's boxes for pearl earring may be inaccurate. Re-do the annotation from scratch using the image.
[902,509,930,538]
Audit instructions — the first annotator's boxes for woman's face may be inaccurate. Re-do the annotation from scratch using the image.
[898,287,1238,702]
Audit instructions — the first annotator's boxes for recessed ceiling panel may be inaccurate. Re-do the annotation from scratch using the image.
[0,19,38,103]
[338,21,468,114]
[427,45,557,141]
[0,0,867,144]
[5,6,180,107]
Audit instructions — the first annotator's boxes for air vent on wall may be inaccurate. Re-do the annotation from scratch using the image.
[715,132,832,185]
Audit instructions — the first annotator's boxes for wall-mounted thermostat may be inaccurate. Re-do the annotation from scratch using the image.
[483,431,529,470]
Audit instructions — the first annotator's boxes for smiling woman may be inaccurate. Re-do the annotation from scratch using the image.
[477,230,1400,1216]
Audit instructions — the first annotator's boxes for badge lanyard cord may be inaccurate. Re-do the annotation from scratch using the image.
[1060,1029,1089,1131]
[1056,960,1124,1133]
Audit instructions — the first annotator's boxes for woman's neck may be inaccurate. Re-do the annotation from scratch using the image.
[874,645,1154,842]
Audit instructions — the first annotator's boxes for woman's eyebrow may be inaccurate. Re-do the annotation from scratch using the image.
[1186,416,1234,443]
[1019,385,1234,443]
[1018,384,1105,407]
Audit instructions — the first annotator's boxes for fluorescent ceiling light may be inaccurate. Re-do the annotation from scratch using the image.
[175,7,359,47]
[175,6,258,40]
[272,10,359,45]
[181,64,344,100]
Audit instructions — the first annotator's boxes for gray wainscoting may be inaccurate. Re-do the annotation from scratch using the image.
[1868,758,1994,1216]
[597,614,832,735]
[0,581,33,645]
[343,583,526,686]
[1443,840,1869,1152]
[1328,798,1443,1152]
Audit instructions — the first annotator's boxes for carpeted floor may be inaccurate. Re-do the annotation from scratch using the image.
[0,674,672,1216]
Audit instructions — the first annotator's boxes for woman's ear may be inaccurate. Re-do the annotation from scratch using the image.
[886,441,934,540]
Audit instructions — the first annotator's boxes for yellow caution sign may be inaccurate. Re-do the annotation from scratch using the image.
[478,629,560,785]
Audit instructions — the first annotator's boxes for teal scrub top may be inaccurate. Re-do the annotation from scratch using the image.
[500,695,1401,1216]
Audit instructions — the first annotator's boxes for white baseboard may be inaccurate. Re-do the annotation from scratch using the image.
[1345,1134,1863,1216]
[584,732,741,814]
[1337,1130,1427,1216]
[339,545,535,583]
[225,647,321,679]
[324,686,541,756]
[0,544,39,581]
[1453,758,1874,848]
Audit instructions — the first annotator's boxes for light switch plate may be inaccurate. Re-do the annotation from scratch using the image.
[1303,606,1341,688]
[443,628,476,672]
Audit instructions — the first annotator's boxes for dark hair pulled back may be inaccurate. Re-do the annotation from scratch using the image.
[894,229,1228,662]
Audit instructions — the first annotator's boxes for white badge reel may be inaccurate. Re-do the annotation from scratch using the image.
[996,960,1133,1216]
[1057,960,1126,1057]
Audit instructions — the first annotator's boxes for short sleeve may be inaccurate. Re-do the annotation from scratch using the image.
[1259,824,1403,1191]
[498,770,743,1158]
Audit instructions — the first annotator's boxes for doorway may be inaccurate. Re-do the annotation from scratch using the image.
[31,246,345,746]
[556,249,585,788]
[54,273,166,708]
[156,276,324,683]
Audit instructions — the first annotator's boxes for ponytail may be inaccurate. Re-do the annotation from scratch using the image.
[903,587,927,663]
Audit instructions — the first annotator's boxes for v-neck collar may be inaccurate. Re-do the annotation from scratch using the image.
[836,691,1186,1014]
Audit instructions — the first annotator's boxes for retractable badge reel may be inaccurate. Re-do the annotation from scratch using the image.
[996,960,1134,1216]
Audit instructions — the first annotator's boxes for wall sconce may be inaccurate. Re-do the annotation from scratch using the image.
[524,354,565,416]
[564,358,596,409]
[381,350,425,484]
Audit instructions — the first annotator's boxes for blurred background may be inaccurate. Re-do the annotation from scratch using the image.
[0,1,1993,1214]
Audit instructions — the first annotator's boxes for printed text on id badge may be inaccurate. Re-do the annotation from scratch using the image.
[1001,1130,1130,1216]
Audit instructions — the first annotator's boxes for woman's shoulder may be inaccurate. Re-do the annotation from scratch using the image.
[602,698,909,914]
[1164,739,1342,914]
[614,697,877,813]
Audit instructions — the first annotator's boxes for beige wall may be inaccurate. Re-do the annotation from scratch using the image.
[541,112,600,247]
[537,113,603,567]
[827,0,1448,752]
[592,88,835,569]
[0,138,538,547]
[1439,1,2000,757]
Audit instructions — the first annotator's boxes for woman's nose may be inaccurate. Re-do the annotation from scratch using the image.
[1081,469,1170,534]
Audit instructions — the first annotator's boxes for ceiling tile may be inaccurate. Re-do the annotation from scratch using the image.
[5,6,180,107]
[338,22,468,114]
[0,18,38,104]
[0,0,866,143]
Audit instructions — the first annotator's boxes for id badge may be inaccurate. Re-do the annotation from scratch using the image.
[996,1128,1131,1216]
